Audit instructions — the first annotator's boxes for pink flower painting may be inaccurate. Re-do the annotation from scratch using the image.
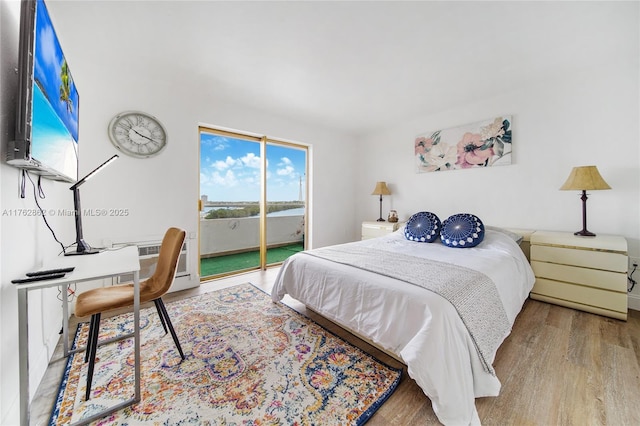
[456,132,494,169]
[415,116,512,173]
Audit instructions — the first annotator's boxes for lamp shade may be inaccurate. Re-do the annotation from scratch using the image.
[560,166,611,191]
[371,181,391,196]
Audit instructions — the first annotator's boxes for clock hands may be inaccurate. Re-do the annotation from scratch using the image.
[117,120,159,144]
[130,127,159,144]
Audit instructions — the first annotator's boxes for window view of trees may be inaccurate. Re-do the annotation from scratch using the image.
[204,201,305,219]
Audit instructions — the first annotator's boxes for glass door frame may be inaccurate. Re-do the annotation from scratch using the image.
[198,126,308,280]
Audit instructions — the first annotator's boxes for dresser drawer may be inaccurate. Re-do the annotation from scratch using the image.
[529,231,628,320]
[531,260,627,292]
[530,245,627,273]
[531,278,627,313]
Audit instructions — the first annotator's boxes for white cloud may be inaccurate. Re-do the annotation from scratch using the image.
[212,156,237,171]
[277,165,295,176]
[199,172,210,185]
[212,169,238,187]
[276,157,296,176]
[39,25,58,69]
[240,152,262,169]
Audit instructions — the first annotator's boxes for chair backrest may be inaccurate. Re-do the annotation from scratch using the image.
[142,227,186,301]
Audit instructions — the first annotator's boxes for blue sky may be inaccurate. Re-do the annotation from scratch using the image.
[35,0,79,141]
[200,133,306,202]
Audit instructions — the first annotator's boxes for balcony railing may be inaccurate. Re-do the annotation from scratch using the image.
[200,215,304,277]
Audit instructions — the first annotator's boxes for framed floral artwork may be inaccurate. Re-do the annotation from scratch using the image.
[415,116,512,173]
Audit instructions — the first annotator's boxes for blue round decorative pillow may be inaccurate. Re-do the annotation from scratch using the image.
[404,211,441,243]
[440,213,485,248]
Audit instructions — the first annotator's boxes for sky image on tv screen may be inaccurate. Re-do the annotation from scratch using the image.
[31,0,79,180]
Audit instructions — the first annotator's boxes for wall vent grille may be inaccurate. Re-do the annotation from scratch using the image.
[115,241,188,284]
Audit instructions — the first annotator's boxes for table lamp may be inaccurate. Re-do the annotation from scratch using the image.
[371,181,391,222]
[560,165,610,237]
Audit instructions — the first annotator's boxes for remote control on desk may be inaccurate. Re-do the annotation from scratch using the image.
[11,272,66,284]
[26,267,75,277]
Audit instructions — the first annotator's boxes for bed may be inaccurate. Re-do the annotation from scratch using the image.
[271,225,535,425]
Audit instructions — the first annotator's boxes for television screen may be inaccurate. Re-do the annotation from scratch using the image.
[8,0,79,183]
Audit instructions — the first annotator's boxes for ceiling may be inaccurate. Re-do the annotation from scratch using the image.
[47,1,633,136]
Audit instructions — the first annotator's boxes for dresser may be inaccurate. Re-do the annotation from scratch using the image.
[530,231,628,320]
[361,221,400,240]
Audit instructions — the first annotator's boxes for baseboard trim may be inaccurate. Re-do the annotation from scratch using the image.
[628,293,640,311]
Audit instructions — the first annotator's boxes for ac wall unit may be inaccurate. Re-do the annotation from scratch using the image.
[115,241,188,284]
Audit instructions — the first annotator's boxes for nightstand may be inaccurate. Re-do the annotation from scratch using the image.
[361,221,400,240]
[529,230,628,320]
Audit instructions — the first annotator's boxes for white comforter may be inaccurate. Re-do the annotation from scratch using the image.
[271,228,535,425]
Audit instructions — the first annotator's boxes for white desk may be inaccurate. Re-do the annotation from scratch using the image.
[16,246,140,426]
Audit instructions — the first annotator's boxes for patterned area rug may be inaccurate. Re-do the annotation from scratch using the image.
[50,283,401,425]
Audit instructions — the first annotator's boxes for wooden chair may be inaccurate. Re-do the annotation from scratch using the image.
[75,227,186,400]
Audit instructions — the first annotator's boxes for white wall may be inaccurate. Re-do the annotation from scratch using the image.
[74,80,358,260]
[355,60,640,304]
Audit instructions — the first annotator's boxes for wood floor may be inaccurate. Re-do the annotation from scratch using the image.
[31,268,640,425]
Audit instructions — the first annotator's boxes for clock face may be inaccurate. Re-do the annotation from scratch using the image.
[108,111,167,158]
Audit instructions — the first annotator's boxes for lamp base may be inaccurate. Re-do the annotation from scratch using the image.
[574,190,596,237]
[64,239,102,256]
[65,248,101,256]
[376,195,386,222]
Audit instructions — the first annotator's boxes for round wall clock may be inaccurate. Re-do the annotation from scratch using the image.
[108,111,167,158]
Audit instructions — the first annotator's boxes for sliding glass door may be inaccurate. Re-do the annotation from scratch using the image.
[265,142,306,266]
[199,127,307,279]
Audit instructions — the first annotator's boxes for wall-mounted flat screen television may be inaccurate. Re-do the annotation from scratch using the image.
[7,0,79,183]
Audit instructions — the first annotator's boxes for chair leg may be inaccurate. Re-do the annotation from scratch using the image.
[155,298,185,360]
[84,314,99,363]
[154,299,169,334]
[85,313,101,401]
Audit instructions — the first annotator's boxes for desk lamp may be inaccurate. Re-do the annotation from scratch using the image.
[560,165,610,237]
[66,154,119,255]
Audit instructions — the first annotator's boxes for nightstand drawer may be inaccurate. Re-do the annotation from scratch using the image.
[362,227,390,239]
[531,278,627,313]
[531,261,627,292]
[362,221,400,240]
[530,245,627,273]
